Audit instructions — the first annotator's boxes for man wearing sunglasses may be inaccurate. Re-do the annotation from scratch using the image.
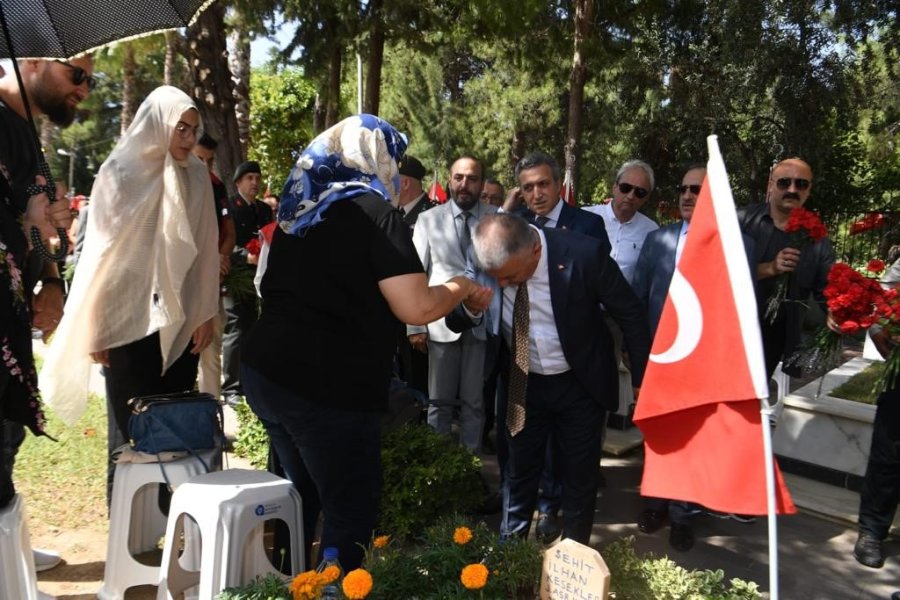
[584,159,659,285]
[0,56,94,588]
[737,158,835,378]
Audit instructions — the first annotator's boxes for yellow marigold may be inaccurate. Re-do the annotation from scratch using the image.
[342,568,374,599]
[453,526,473,545]
[289,570,324,600]
[373,535,390,549]
[460,563,489,590]
[319,564,341,584]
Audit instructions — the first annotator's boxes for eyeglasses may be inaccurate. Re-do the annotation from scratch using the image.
[617,182,649,199]
[774,177,810,191]
[677,184,702,195]
[175,122,202,140]
[55,60,97,91]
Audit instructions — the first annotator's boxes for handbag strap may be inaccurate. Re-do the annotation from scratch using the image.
[145,405,224,489]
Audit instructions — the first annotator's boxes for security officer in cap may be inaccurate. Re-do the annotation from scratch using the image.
[223,160,273,405]
[396,155,435,231]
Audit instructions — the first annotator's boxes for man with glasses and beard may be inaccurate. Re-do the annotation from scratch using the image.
[408,156,497,454]
[0,57,94,582]
[584,159,659,285]
[737,158,835,379]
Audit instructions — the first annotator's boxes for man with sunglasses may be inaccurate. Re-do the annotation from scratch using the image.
[0,56,94,588]
[584,159,659,285]
[737,158,835,378]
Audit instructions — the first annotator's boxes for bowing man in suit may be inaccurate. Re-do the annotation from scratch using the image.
[500,152,612,541]
[410,156,498,453]
[467,213,651,544]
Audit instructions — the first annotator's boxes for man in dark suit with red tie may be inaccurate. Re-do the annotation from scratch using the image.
[463,213,650,544]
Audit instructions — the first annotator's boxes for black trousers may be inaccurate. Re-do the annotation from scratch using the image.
[222,292,258,398]
[858,386,900,540]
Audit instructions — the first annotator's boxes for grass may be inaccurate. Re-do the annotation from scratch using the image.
[828,361,884,405]
[15,393,108,531]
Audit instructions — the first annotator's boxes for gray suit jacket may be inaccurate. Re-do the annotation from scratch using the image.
[408,200,498,342]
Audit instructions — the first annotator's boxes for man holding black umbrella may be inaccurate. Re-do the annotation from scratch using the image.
[0,56,93,581]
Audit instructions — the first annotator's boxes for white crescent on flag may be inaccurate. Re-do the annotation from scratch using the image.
[649,267,703,364]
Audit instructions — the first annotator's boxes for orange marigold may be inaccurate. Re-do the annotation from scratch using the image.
[453,526,473,545]
[460,563,489,590]
[342,568,374,599]
[373,535,390,549]
[289,570,324,600]
[319,564,341,584]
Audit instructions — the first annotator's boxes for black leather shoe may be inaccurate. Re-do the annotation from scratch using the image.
[223,394,243,408]
[853,531,885,568]
[890,591,900,600]
[669,523,694,552]
[535,513,562,544]
[637,509,666,534]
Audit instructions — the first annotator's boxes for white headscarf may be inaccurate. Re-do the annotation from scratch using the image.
[42,86,219,425]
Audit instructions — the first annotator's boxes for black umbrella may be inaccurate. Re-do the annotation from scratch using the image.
[0,0,216,259]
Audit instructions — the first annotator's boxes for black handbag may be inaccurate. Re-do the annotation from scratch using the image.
[127,391,225,485]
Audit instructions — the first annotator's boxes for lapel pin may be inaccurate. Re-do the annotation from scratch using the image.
[557,264,566,270]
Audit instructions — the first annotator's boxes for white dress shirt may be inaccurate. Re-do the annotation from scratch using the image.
[535,200,564,229]
[583,203,658,285]
[675,220,690,265]
[500,227,571,375]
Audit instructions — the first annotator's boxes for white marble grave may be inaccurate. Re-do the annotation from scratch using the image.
[773,357,877,477]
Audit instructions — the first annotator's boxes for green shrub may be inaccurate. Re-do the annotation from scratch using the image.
[378,423,484,539]
[231,398,270,469]
[603,536,761,599]
[216,573,291,600]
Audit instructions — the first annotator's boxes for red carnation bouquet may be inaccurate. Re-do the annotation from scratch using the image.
[763,206,828,323]
[788,259,899,394]
[245,237,261,256]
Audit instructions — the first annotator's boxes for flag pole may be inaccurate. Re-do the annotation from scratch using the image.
[760,397,779,599]
[706,135,780,599]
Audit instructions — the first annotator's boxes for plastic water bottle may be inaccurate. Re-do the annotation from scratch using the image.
[316,546,343,599]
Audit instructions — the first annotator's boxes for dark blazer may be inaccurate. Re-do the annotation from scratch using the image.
[400,193,434,229]
[228,194,274,267]
[632,221,757,337]
[517,201,611,254]
[450,227,651,412]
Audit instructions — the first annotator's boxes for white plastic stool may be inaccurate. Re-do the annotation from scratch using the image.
[0,494,41,600]
[97,450,221,600]
[157,469,304,600]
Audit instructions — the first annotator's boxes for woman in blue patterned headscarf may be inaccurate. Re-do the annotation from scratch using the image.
[277,113,408,236]
[241,114,487,570]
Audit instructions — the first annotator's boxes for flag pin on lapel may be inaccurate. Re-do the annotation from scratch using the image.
[557,264,565,270]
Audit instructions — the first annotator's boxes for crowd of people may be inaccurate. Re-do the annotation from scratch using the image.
[0,55,897,598]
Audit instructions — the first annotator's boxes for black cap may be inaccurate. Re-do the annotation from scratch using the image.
[233,161,261,183]
[398,155,426,180]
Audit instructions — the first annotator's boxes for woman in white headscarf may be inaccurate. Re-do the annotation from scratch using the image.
[42,86,219,472]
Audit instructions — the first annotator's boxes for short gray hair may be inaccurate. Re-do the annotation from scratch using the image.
[616,159,655,191]
[473,213,536,271]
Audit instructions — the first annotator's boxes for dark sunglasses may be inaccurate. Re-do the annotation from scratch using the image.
[677,184,702,195]
[55,60,97,91]
[617,182,649,199]
[774,177,810,191]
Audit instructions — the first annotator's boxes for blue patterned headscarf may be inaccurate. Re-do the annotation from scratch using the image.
[278,114,408,237]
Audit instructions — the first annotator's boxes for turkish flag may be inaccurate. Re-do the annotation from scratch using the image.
[561,171,575,206]
[428,180,447,203]
[633,137,795,515]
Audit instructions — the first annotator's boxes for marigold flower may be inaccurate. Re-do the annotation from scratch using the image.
[290,570,324,600]
[319,564,341,584]
[453,526,473,545]
[342,568,373,599]
[373,535,390,549]
[460,563,489,590]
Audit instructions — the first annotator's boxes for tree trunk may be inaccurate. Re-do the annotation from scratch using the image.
[186,2,243,196]
[325,38,343,128]
[121,42,137,135]
[313,93,326,135]
[363,0,385,115]
[229,21,252,158]
[563,0,595,205]
[164,31,177,86]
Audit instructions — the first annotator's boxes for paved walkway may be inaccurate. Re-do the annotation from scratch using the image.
[478,426,900,600]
